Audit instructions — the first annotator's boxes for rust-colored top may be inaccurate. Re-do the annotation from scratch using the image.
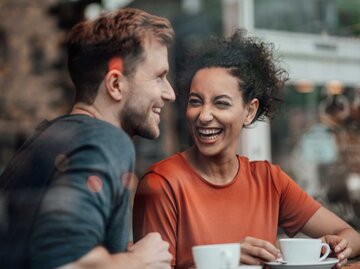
[133,153,321,269]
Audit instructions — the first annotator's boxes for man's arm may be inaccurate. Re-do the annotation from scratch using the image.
[58,233,172,269]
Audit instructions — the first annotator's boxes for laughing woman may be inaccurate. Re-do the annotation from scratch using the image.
[133,29,360,269]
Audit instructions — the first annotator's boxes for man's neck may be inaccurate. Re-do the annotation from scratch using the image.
[71,103,100,118]
[71,102,122,129]
[71,102,119,126]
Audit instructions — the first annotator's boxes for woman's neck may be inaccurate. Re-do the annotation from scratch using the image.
[184,146,239,185]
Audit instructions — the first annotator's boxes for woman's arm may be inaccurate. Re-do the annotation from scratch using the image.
[301,206,360,267]
[133,172,178,268]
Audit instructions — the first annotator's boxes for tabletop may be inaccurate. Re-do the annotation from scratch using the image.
[344,257,360,269]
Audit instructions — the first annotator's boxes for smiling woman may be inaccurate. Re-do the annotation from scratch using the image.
[133,29,360,269]
[185,67,258,162]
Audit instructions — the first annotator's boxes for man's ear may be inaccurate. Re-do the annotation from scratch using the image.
[105,70,125,101]
[244,98,259,126]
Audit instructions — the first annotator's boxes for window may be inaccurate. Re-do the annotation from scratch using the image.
[254,0,360,37]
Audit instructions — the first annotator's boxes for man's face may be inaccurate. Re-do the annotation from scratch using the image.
[120,38,175,139]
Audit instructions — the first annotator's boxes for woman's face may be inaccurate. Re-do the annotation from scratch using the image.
[186,67,258,157]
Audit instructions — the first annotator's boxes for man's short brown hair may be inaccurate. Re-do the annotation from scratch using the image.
[67,8,174,104]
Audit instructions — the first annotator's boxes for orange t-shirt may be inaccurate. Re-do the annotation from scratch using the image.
[133,153,321,269]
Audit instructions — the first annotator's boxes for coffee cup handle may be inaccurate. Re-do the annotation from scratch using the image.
[221,250,232,269]
[319,243,331,262]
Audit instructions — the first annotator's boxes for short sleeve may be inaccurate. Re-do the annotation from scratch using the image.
[276,166,321,237]
[133,172,177,267]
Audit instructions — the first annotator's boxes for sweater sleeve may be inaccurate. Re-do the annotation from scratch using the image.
[133,171,178,267]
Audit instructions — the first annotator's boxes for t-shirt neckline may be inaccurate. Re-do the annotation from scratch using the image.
[177,152,241,188]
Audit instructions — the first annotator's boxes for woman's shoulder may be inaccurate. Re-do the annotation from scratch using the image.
[138,153,192,197]
[239,156,292,195]
[239,156,285,187]
[148,152,188,175]
[239,156,281,173]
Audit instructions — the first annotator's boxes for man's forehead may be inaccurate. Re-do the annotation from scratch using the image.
[124,36,169,79]
[142,36,168,55]
[141,38,169,66]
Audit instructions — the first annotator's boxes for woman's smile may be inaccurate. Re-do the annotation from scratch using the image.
[186,67,252,156]
[196,127,223,143]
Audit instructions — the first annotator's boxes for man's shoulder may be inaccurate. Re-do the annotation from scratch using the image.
[41,115,135,167]
[50,115,133,148]
[55,115,127,136]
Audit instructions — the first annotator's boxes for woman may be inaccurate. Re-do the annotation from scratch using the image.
[133,29,360,269]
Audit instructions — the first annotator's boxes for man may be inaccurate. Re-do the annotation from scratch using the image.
[0,8,175,269]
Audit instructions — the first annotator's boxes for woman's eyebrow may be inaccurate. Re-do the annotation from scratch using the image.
[214,94,232,100]
[189,92,201,98]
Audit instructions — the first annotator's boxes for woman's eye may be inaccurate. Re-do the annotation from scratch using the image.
[188,98,201,106]
[216,101,231,108]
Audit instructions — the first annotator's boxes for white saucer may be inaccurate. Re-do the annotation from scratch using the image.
[265,258,339,269]
[194,266,262,269]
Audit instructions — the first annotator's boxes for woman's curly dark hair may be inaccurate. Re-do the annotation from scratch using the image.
[181,29,288,123]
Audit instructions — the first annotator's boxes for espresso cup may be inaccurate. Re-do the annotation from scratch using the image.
[279,238,331,264]
[192,243,241,269]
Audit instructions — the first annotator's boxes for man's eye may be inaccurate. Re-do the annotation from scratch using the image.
[157,72,167,81]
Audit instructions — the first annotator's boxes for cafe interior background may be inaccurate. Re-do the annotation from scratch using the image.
[0,0,360,233]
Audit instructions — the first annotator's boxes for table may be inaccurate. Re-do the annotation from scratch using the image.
[345,257,360,269]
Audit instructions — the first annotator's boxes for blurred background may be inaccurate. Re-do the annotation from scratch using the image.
[0,0,360,230]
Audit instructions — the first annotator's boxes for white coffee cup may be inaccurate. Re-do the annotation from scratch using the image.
[279,238,331,264]
[192,243,241,269]
[238,264,263,269]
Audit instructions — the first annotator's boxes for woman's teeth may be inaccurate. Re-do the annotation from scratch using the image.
[198,128,222,140]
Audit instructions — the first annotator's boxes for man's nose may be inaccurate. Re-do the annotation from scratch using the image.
[162,81,176,102]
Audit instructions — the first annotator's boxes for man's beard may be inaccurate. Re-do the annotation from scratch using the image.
[120,105,157,139]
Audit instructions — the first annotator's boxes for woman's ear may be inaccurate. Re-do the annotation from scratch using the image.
[244,98,259,126]
[105,70,124,102]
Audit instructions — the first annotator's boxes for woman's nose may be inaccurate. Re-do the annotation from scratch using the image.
[198,106,214,123]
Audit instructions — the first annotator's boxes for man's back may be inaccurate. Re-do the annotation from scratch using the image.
[0,115,135,269]
[0,7,175,269]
